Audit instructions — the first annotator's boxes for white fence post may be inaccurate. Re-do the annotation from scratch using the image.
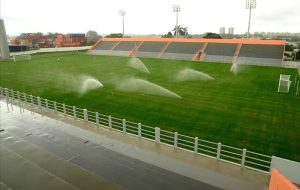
[194,137,198,153]
[5,88,9,99]
[96,112,99,125]
[17,91,21,112]
[37,97,41,109]
[108,115,112,129]
[73,106,76,119]
[122,119,126,134]
[155,127,160,143]
[17,91,21,110]
[241,148,247,167]
[138,123,142,137]
[30,95,33,106]
[17,91,20,100]
[45,99,48,111]
[83,109,88,121]
[24,93,27,103]
[174,132,178,149]
[10,90,14,99]
[63,103,66,116]
[217,142,222,160]
[54,101,57,112]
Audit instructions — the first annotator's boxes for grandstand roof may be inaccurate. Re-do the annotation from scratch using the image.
[94,38,285,45]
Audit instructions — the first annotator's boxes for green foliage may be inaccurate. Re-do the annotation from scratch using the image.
[104,33,131,38]
[161,32,173,38]
[172,25,189,37]
[203,32,222,39]
[0,53,299,161]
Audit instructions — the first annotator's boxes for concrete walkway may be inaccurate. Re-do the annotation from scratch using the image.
[0,100,269,190]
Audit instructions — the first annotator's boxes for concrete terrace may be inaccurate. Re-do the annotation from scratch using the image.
[0,100,269,190]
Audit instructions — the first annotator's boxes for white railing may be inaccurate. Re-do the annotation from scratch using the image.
[9,46,92,56]
[0,87,272,173]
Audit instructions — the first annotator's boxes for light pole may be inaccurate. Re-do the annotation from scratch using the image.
[246,0,256,39]
[119,9,126,38]
[172,5,181,38]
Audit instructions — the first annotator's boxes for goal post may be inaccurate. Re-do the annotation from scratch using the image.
[12,54,32,62]
[278,74,292,93]
[278,74,291,93]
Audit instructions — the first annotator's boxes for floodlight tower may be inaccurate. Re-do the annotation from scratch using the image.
[0,0,10,60]
[246,0,256,39]
[119,9,126,38]
[172,4,181,38]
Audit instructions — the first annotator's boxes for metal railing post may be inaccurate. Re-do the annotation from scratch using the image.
[17,91,21,112]
[11,90,14,99]
[95,112,99,125]
[24,93,27,103]
[217,142,222,160]
[138,123,142,138]
[37,97,41,109]
[122,119,126,134]
[30,95,33,107]
[5,88,9,99]
[194,137,198,153]
[54,101,57,112]
[73,106,76,119]
[155,127,160,143]
[45,99,48,111]
[17,91,20,101]
[174,132,178,149]
[83,109,88,121]
[241,148,247,167]
[108,115,112,129]
[63,103,66,116]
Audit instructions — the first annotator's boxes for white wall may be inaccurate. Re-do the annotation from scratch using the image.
[271,156,300,184]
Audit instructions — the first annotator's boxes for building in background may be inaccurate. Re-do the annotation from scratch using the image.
[219,27,226,35]
[55,33,86,47]
[228,27,234,35]
[10,33,54,48]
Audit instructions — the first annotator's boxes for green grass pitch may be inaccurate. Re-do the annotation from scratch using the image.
[1,52,299,162]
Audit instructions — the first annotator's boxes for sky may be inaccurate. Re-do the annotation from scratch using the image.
[1,0,299,36]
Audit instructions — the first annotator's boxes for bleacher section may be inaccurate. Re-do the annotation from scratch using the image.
[160,42,204,60]
[89,38,285,67]
[111,41,141,56]
[92,41,118,55]
[204,43,237,63]
[237,44,284,66]
[136,42,167,58]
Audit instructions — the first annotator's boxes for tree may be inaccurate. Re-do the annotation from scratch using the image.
[104,33,130,38]
[172,25,189,37]
[203,32,222,39]
[161,31,173,38]
[285,44,295,52]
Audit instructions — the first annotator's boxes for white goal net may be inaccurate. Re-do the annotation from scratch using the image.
[278,74,292,93]
[12,54,31,62]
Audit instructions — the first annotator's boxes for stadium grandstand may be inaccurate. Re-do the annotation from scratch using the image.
[89,38,285,67]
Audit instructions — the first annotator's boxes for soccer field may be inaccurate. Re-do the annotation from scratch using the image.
[1,52,299,162]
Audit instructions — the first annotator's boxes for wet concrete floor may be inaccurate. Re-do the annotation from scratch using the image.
[0,100,269,190]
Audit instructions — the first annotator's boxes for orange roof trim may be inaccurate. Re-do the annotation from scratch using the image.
[99,38,285,45]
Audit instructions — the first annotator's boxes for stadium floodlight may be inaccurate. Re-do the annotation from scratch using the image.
[172,4,181,38]
[119,9,126,38]
[246,0,256,39]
